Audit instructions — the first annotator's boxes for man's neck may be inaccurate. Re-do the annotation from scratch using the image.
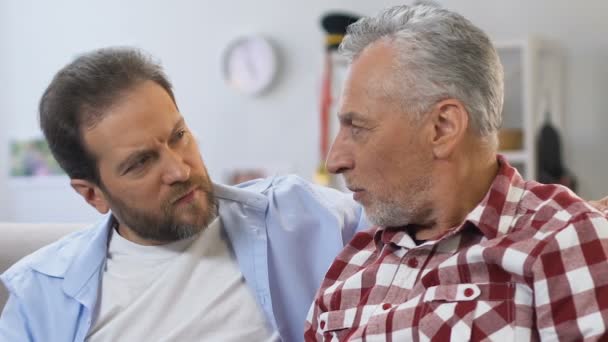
[413,150,499,241]
[116,224,166,246]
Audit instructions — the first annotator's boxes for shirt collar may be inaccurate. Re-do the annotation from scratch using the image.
[62,215,114,309]
[463,155,526,239]
[373,155,525,249]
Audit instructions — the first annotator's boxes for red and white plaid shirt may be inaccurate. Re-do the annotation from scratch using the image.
[305,156,608,341]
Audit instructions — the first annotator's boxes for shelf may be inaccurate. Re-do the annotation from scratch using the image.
[492,38,563,180]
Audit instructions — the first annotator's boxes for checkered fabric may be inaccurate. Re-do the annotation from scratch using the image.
[305,156,608,341]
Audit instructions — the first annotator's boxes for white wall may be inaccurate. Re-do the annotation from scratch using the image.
[1,0,607,222]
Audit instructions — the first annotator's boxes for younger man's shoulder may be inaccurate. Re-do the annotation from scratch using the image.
[215,174,358,210]
[1,222,104,288]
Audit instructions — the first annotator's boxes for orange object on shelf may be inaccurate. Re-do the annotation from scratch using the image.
[498,129,523,151]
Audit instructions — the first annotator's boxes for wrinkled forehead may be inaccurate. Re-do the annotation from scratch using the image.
[81,81,182,163]
[339,46,404,121]
[341,42,401,98]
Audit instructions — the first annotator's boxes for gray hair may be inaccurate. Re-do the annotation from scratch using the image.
[339,3,504,137]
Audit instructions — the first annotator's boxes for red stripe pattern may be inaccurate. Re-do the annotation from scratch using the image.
[305,156,608,341]
[319,53,333,162]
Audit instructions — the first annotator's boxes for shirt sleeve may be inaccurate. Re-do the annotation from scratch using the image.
[533,213,608,341]
[260,174,367,244]
[0,293,32,341]
[307,180,368,246]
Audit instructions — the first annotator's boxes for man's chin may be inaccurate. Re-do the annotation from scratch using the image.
[169,223,205,241]
[175,208,213,226]
[174,208,218,235]
[363,203,406,228]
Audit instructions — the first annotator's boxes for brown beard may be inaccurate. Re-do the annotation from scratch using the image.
[105,173,218,242]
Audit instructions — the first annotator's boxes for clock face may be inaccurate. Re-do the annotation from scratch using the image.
[222,36,278,96]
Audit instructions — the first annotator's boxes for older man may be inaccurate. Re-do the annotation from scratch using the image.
[305,3,608,341]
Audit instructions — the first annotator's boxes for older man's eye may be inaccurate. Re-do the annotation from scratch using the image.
[171,129,188,144]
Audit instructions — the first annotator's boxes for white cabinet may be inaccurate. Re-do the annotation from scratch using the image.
[496,38,565,180]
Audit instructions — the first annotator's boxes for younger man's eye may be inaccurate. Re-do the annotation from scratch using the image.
[126,156,149,173]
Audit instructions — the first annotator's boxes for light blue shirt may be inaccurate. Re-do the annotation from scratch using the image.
[0,176,367,342]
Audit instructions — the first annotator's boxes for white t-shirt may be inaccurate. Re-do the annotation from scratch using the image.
[86,218,277,341]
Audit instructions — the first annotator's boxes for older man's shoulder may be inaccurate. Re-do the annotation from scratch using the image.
[514,180,605,234]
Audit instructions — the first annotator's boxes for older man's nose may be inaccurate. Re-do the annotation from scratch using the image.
[326,133,354,174]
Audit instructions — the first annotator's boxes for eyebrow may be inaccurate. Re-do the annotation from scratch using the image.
[115,116,186,174]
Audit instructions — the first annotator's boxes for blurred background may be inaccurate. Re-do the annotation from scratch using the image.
[0,0,607,222]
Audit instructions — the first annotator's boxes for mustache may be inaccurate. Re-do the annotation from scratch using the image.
[166,174,213,204]
[343,178,361,191]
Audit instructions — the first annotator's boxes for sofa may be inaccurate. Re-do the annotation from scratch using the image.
[0,223,85,312]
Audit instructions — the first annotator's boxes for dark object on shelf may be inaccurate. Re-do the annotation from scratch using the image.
[321,13,360,51]
[536,114,577,191]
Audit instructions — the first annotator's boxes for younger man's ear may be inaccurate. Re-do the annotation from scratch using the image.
[70,179,110,214]
[428,99,469,159]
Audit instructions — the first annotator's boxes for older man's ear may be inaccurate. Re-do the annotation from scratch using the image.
[589,196,608,215]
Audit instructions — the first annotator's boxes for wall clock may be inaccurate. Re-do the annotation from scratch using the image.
[222,35,278,96]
